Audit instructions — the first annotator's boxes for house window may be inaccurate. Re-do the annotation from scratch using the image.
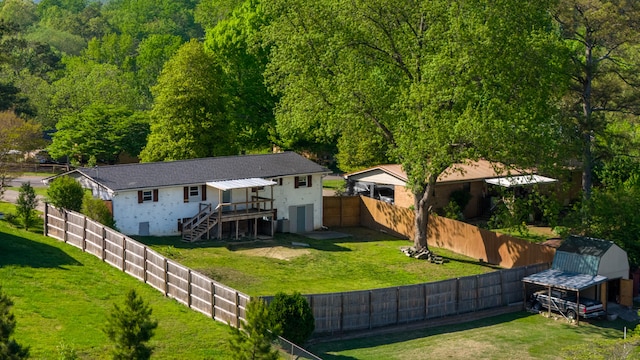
[189,186,199,197]
[294,175,312,188]
[138,189,158,203]
[271,178,283,186]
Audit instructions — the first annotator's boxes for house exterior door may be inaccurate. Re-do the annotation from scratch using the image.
[222,190,231,211]
[296,205,306,233]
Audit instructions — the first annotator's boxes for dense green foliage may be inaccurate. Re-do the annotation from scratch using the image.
[46,175,84,211]
[82,192,116,229]
[1,2,640,354]
[0,286,29,359]
[267,292,314,345]
[228,299,280,360]
[103,289,158,360]
[263,0,568,249]
[16,182,37,229]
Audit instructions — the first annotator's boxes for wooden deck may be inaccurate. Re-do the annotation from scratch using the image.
[182,197,275,242]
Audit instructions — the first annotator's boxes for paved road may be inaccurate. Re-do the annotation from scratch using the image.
[2,175,48,212]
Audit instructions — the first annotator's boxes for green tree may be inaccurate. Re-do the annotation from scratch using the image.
[140,40,234,161]
[48,104,149,164]
[16,182,37,229]
[46,175,84,211]
[103,0,202,40]
[267,292,314,346]
[47,57,140,125]
[553,0,640,211]
[82,192,115,228]
[0,286,29,359]
[263,0,568,250]
[204,0,277,152]
[104,289,158,360]
[228,299,280,360]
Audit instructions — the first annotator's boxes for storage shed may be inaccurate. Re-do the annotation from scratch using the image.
[523,235,632,317]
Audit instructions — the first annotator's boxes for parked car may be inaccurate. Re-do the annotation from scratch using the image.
[530,289,606,320]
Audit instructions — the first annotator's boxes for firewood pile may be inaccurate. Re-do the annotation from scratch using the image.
[401,247,448,264]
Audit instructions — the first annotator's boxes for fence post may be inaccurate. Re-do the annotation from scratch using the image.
[187,269,192,308]
[164,258,169,296]
[235,291,241,328]
[342,293,347,333]
[500,270,506,306]
[424,283,428,320]
[101,226,106,261]
[475,275,480,311]
[396,287,400,325]
[211,281,216,320]
[143,247,148,283]
[456,278,460,315]
[121,236,126,272]
[43,203,48,237]
[63,211,68,243]
[82,216,87,252]
[368,290,372,330]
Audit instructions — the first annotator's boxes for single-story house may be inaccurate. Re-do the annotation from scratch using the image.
[523,235,632,312]
[344,159,558,218]
[45,152,329,240]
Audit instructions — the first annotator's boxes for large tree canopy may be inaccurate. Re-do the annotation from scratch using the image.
[204,0,277,152]
[553,0,640,207]
[264,0,568,249]
[140,40,234,162]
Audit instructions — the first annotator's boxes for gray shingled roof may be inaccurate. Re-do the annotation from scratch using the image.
[72,152,328,191]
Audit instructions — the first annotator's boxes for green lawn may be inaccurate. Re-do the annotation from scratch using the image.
[136,227,499,296]
[0,206,235,359]
[2,200,635,359]
[322,179,345,190]
[309,311,633,360]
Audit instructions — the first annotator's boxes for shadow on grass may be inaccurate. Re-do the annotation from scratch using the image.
[0,229,81,268]
[311,311,631,358]
[135,232,355,252]
[439,255,503,270]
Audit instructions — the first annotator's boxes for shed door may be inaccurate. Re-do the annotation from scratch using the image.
[620,279,633,307]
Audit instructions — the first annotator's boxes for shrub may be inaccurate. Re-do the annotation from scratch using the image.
[268,292,314,345]
[16,182,37,229]
[82,193,116,228]
[229,299,280,360]
[104,289,158,360]
[47,176,84,211]
[0,286,30,359]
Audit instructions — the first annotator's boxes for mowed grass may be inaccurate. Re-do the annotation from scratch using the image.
[136,227,499,297]
[309,311,632,360]
[0,204,235,359]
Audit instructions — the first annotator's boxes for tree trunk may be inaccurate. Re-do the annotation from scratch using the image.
[413,177,436,251]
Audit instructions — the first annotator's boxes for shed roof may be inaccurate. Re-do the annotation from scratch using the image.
[522,269,608,291]
[47,152,328,192]
[551,236,615,275]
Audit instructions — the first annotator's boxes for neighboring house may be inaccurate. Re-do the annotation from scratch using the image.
[345,159,558,218]
[523,235,632,311]
[45,152,329,240]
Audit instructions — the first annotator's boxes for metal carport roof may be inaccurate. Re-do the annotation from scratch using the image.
[206,178,276,191]
[485,174,557,188]
[522,269,608,291]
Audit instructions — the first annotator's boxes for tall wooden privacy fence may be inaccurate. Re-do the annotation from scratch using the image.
[263,263,548,334]
[43,204,249,328]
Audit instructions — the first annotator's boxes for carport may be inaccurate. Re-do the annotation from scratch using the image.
[522,269,608,325]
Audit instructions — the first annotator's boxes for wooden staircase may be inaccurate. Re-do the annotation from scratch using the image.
[182,204,219,242]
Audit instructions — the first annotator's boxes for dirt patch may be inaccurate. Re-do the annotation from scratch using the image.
[236,246,311,260]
